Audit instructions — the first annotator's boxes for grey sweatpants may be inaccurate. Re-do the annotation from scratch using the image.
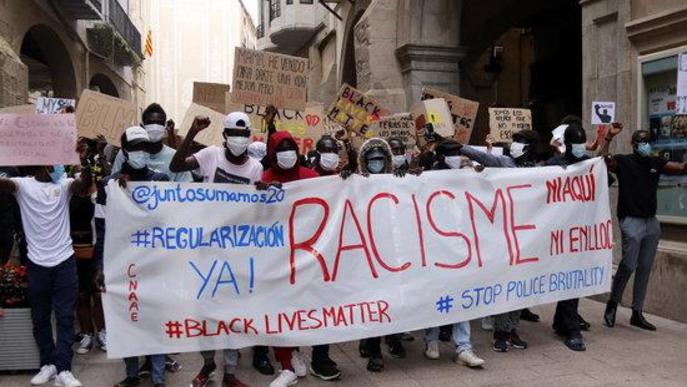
[493,310,521,333]
[609,216,661,310]
[201,349,238,374]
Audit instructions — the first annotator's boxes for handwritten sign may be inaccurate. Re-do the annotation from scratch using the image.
[367,113,416,148]
[193,82,231,114]
[179,103,227,147]
[591,102,615,125]
[76,90,137,146]
[488,108,532,142]
[0,113,79,165]
[244,103,327,155]
[102,158,612,359]
[35,97,76,114]
[422,87,479,144]
[410,98,454,147]
[326,83,387,136]
[231,47,308,111]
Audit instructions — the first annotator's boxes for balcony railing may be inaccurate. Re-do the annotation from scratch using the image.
[59,0,102,20]
[108,0,142,57]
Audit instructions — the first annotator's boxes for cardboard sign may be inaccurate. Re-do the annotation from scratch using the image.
[35,97,76,114]
[179,103,227,147]
[245,103,327,156]
[676,53,687,115]
[0,104,35,114]
[76,90,137,146]
[367,113,416,148]
[231,47,308,111]
[0,113,79,166]
[488,108,532,142]
[102,158,612,358]
[591,102,615,125]
[193,82,231,114]
[410,98,454,147]
[422,87,479,144]
[326,83,387,136]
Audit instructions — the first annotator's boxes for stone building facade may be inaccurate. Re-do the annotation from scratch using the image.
[0,0,146,109]
[257,0,687,322]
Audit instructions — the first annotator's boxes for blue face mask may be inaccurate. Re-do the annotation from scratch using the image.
[570,143,587,159]
[636,142,651,157]
[367,159,386,174]
[49,165,65,184]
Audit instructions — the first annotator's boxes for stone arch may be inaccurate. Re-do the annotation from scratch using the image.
[20,24,77,99]
[89,73,120,97]
[341,11,365,88]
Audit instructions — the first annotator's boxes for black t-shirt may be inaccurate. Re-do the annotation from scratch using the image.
[614,154,667,218]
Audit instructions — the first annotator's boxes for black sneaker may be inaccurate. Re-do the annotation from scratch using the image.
[310,358,341,381]
[509,330,528,349]
[366,354,384,372]
[114,376,141,387]
[492,331,509,352]
[165,355,181,372]
[252,351,275,375]
[520,308,540,322]
[388,341,406,359]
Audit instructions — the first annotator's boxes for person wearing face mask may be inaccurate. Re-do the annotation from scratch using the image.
[388,137,410,171]
[169,113,261,387]
[418,139,486,369]
[312,135,342,176]
[601,129,686,331]
[112,103,193,182]
[91,127,170,387]
[0,158,92,387]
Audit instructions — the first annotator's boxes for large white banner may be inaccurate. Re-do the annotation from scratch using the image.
[103,158,612,359]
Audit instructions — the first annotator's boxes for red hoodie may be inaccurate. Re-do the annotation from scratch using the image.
[262,131,319,183]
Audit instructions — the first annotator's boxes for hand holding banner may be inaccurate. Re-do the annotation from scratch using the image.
[0,113,79,166]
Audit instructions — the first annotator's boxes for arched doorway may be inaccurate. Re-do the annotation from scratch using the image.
[89,73,120,97]
[20,24,76,99]
[341,11,365,88]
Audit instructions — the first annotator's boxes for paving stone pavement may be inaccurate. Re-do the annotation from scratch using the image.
[1,298,685,387]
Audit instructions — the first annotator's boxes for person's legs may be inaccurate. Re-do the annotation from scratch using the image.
[632,218,660,311]
[312,345,329,363]
[27,260,56,367]
[150,354,166,385]
[424,327,439,343]
[365,337,383,372]
[386,333,406,358]
[451,321,473,353]
[556,298,584,350]
[610,217,642,305]
[124,357,140,379]
[223,349,239,375]
[200,350,215,365]
[52,257,78,372]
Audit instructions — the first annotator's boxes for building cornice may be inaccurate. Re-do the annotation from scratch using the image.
[395,44,467,74]
[625,5,687,43]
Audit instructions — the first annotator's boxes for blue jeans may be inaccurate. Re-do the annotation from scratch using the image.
[27,257,78,372]
[425,321,473,353]
[124,355,165,384]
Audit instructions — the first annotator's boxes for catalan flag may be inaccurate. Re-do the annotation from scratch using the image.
[144,30,153,57]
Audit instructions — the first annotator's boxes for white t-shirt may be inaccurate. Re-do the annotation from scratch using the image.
[112,144,193,182]
[12,177,75,267]
[193,146,263,184]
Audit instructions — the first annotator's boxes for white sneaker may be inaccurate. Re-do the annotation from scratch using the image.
[481,317,494,331]
[455,350,485,368]
[270,370,298,387]
[75,333,93,354]
[97,329,107,352]
[54,371,82,387]
[291,350,308,377]
[31,365,57,385]
[424,341,440,360]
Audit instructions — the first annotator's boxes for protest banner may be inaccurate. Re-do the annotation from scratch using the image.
[0,104,35,114]
[326,83,387,136]
[411,98,454,147]
[676,53,687,115]
[179,103,226,147]
[0,113,79,165]
[367,113,416,148]
[193,82,231,114]
[76,89,138,146]
[35,97,76,114]
[488,108,532,142]
[422,87,479,144]
[231,47,308,111]
[103,158,612,358]
[591,102,615,125]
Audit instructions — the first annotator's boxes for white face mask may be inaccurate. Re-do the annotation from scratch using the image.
[392,154,407,169]
[571,143,587,159]
[144,124,165,143]
[277,150,298,169]
[444,156,463,169]
[510,141,527,159]
[319,152,340,171]
[127,150,149,169]
[225,136,250,157]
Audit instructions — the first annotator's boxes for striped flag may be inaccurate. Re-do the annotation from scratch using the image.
[144,30,153,57]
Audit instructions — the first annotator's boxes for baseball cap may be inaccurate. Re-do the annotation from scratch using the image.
[124,126,150,145]
[224,112,251,131]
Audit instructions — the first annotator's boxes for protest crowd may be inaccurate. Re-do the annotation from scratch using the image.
[1,50,686,387]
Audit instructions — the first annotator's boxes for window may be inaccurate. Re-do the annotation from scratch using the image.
[269,0,281,22]
[640,48,687,223]
[300,0,314,4]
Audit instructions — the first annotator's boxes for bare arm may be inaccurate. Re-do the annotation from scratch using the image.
[663,161,687,175]
[598,122,623,157]
[169,116,210,172]
[0,177,17,194]
[70,166,93,196]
